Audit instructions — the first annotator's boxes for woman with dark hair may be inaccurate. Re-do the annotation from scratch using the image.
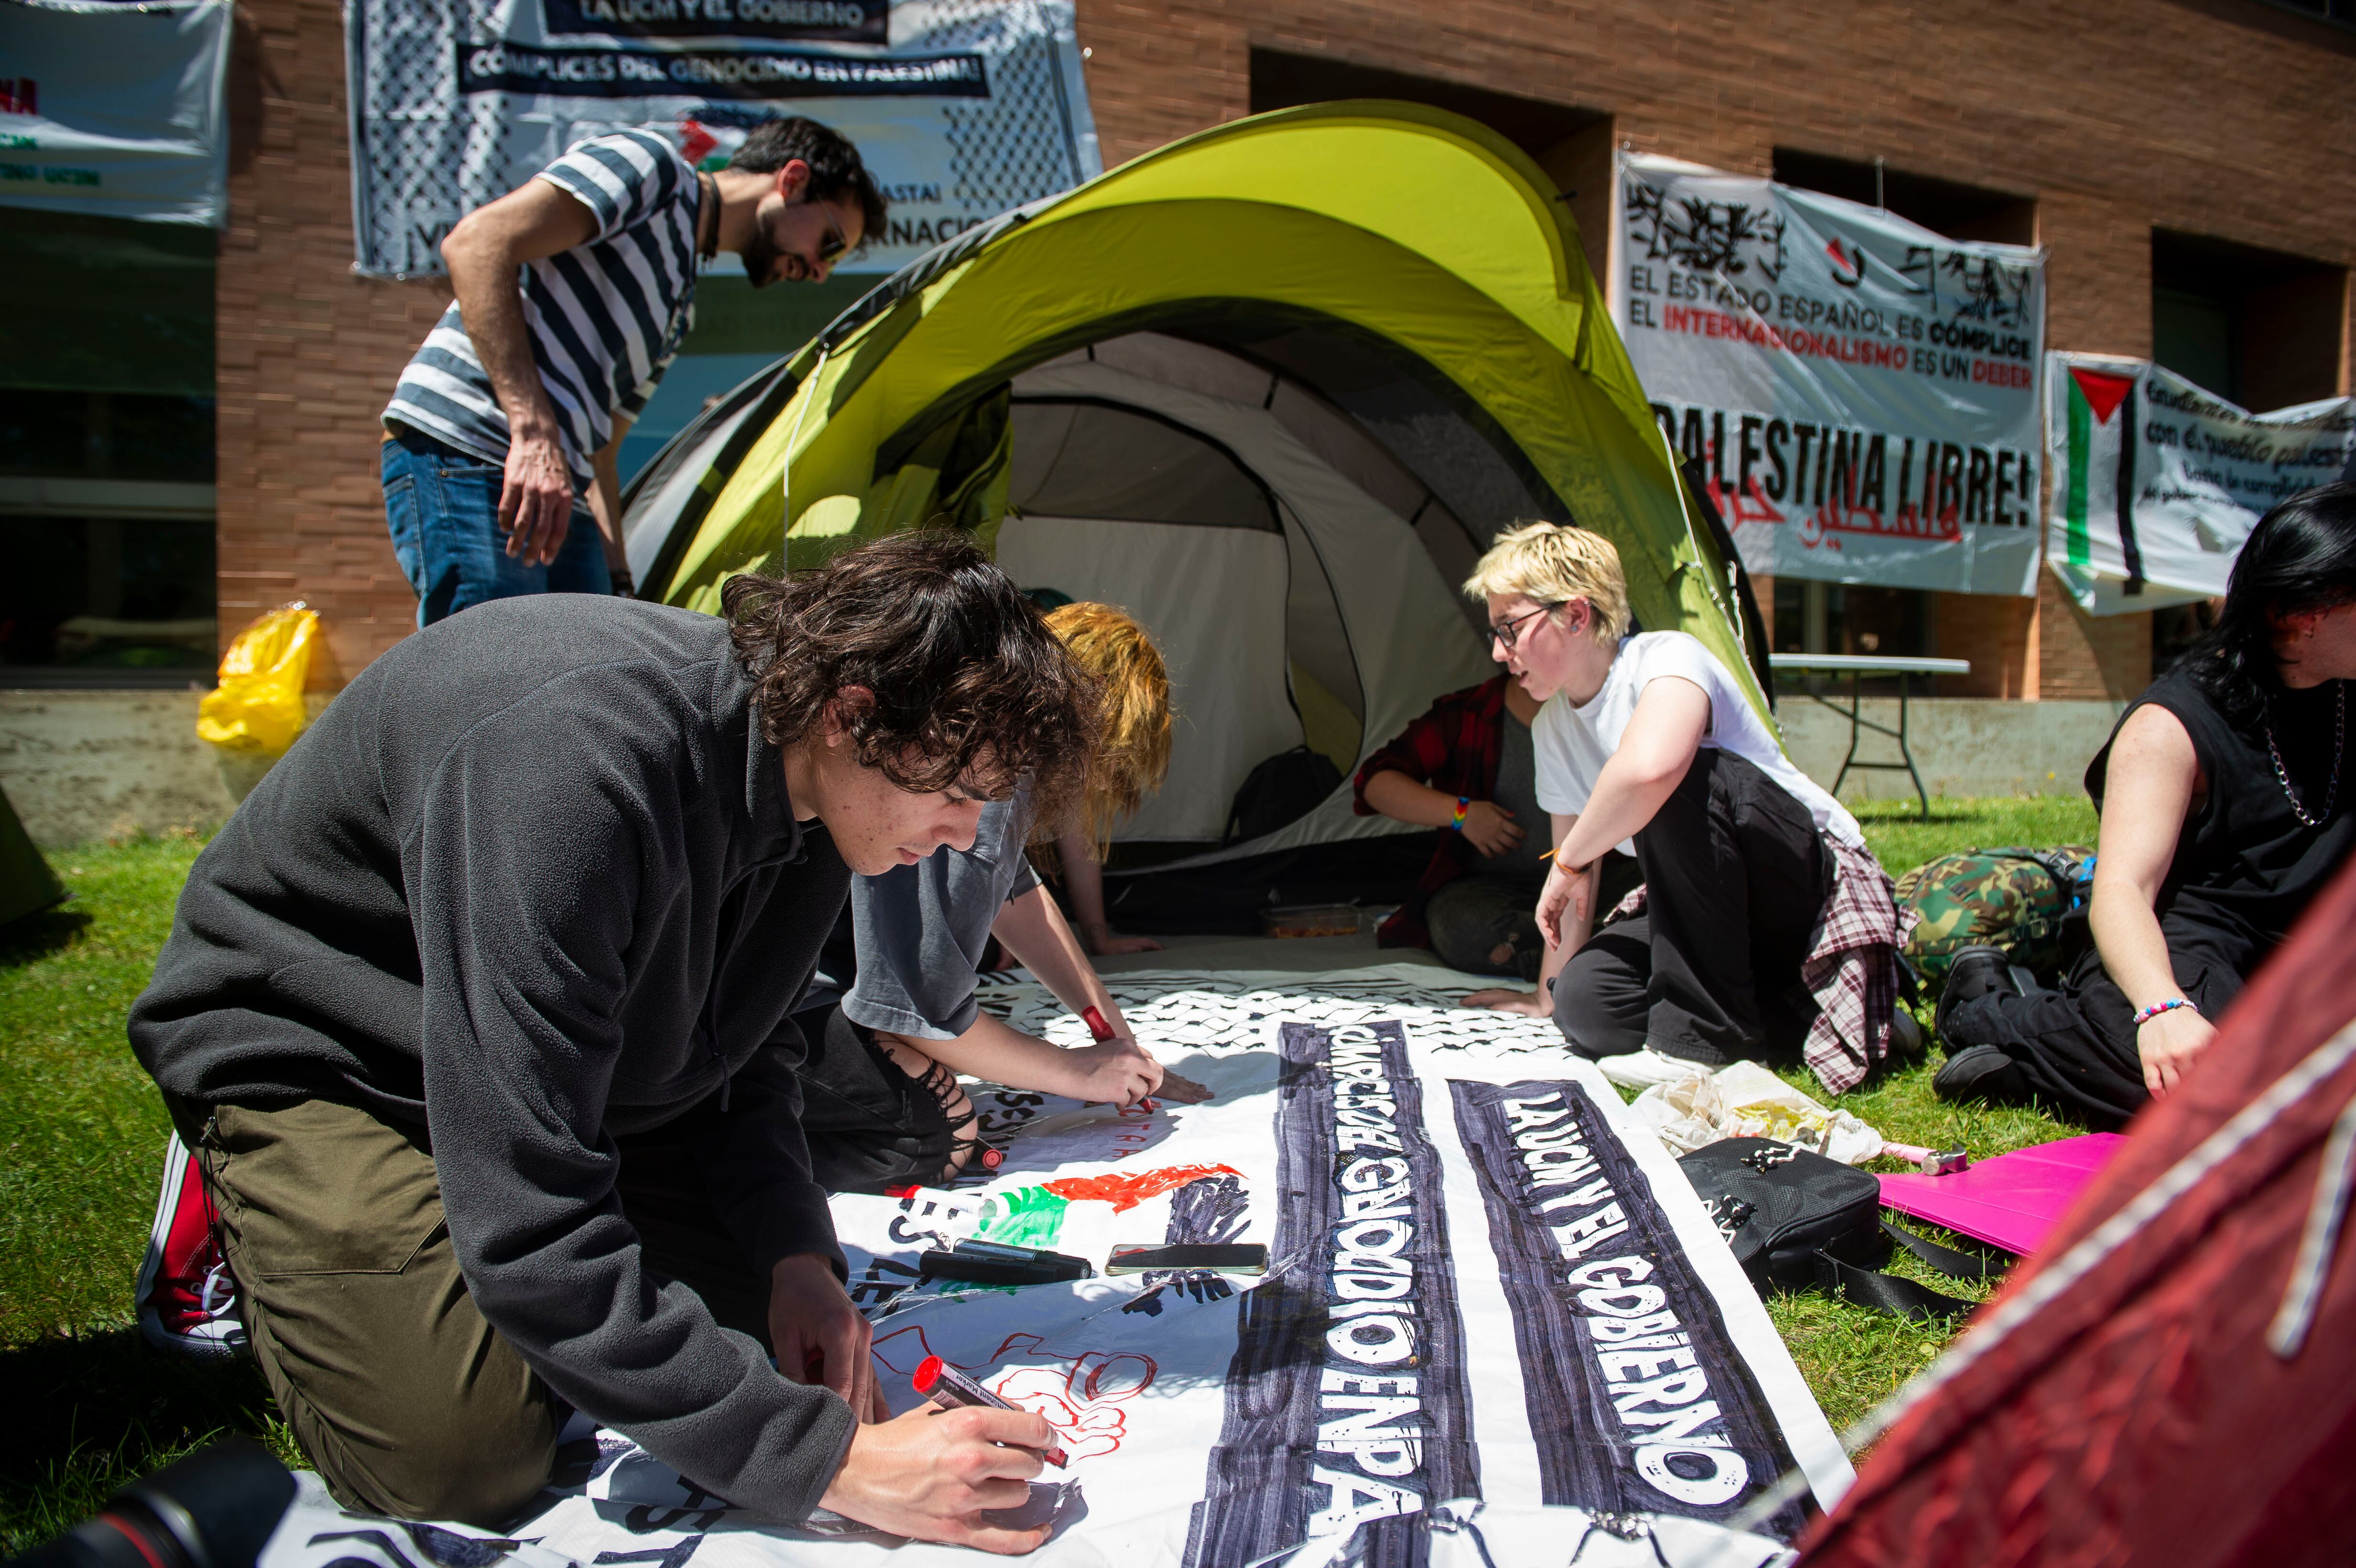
[1938,482,2356,1124]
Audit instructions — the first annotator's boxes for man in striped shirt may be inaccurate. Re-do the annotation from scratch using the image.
[382,118,884,623]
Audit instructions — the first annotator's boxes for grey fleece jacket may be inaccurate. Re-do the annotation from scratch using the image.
[130,595,855,1518]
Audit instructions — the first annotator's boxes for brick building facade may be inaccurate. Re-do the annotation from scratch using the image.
[214,0,2355,691]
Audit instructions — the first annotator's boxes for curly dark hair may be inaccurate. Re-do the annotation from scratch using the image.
[728,116,888,254]
[722,533,1096,820]
[2181,481,2356,723]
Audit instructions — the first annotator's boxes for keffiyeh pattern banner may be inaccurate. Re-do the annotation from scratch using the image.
[258,969,1847,1568]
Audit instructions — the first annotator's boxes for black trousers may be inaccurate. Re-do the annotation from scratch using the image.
[792,1005,962,1193]
[1550,749,1831,1065]
[1940,915,2259,1126]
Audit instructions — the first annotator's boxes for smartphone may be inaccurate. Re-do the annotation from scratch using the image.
[1106,1243,1269,1275]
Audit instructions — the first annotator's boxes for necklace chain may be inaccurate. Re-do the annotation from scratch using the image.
[2266,683,2345,830]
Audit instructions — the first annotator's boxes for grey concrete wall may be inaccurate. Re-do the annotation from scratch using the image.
[0,691,243,848]
[1777,696,2126,804]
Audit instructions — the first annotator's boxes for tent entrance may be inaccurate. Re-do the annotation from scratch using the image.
[615,104,1778,920]
[995,331,1498,862]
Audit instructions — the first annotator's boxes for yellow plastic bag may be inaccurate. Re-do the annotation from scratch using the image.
[197,604,324,757]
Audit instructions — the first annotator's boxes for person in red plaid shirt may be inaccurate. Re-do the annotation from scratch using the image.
[1353,673,1636,976]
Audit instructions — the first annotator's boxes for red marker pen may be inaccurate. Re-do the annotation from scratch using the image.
[1082,1006,1212,1104]
[913,1355,1069,1467]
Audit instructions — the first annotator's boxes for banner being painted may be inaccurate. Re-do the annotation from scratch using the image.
[253,972,1846,1568]
[1614,153,2046,597]
[2046,353,2356,616]
[0,0,230,226]
[344,0,1100,279]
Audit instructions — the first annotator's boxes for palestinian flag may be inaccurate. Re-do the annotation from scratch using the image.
[2061,364,2144,591]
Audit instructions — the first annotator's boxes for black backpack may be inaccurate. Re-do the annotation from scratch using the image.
[1677,1137,1996,1322]
[1222,746,1342,846]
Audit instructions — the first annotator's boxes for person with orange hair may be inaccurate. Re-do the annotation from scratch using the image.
[1036,600,1176,958]
[791,600,1183,1191]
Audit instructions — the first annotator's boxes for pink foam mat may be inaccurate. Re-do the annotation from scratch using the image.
[1877,1132,2128,1257]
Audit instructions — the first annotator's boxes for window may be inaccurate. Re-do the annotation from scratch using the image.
[2151,229,2347,412]
[1773,580,1931,657]
[2264,0,2355,26]
[1247,49,1603,155]
[1773,580,1936,692]
[1771,150,2036,246]
[1248,50,1613,282]
[0,210,216,685]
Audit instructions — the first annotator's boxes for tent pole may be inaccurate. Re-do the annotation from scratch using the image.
[777,342,830,573]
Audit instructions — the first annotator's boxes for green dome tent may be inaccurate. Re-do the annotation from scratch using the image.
[622,100,1767,868]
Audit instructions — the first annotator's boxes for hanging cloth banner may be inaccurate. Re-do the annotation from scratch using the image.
[254,971,1850,1568]
[1614,152,2046,597]
[2045,352,2356,616]
[344,0,1101,280]
[0,0,231,226]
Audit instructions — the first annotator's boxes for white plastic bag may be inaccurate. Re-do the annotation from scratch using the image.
[1627,1059,1886,1165]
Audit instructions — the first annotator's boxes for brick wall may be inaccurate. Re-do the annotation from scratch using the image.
[217,0,444,680]
[1934,591,2040,701]
[1069,0,2353,705]
[2036,566,2152,701]
[225,0,2356,687]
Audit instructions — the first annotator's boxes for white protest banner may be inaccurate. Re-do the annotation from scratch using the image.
[2046,353,2356,615]
[1615,152,2045,597]
[0,0,230,226]
[256,970,1847,1568]
[345,0,1099,279]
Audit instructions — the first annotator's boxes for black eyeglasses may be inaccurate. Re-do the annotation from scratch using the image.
[1490,601,1566,650]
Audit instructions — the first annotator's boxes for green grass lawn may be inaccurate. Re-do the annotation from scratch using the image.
[0,795,2099,1546]
[0,832,298,1554]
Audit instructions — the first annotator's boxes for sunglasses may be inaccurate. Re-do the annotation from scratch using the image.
[1491,600,1569,650]
[807,201,848,266]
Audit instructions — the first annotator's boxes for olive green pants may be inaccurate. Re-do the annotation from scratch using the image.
[197,1099,771,1527]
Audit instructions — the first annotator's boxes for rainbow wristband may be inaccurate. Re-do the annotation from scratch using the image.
[1451,796,1470,832]
[2131,997,2199,1027]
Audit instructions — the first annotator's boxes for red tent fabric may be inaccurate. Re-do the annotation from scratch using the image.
[1801,849,2356,1568]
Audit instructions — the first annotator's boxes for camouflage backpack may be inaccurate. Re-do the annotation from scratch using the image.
[1896,845,2096,987]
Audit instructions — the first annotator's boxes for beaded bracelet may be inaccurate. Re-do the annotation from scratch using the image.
[1451,796,1470,832]
[2131,997,2199,1027]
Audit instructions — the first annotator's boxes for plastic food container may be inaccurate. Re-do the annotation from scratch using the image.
[1260,903,1360,939]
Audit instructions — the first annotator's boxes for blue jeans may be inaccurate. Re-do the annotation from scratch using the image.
[382,427,610,627]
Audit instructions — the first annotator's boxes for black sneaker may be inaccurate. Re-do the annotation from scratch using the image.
[1932,1043,2028,1104]
[1887,1007,1926,1063]
[1936,945,2022,1040]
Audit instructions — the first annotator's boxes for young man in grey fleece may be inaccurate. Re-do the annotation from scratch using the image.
[129,534,1094,1553]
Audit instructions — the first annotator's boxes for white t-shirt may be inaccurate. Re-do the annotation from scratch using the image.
[1532,632,1862,855]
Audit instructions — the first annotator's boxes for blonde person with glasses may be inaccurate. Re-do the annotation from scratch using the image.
[1461,523,1910,1094]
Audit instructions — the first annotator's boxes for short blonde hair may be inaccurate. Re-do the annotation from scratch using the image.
[1461,521,1630,642]
[1044,601,1172,849]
